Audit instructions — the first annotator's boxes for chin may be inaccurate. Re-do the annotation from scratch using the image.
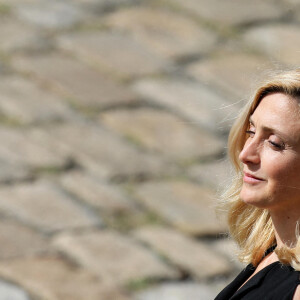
[239,188,269,208]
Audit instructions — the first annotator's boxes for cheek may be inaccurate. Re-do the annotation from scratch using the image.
[267,155,300,189]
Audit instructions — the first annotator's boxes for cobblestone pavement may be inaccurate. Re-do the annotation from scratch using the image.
[0,0,298,299]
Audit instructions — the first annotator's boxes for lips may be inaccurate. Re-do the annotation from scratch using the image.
[243,172,265,183]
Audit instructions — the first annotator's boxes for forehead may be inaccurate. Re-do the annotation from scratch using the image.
[252,93,300,139]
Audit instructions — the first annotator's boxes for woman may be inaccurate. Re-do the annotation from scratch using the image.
[215,69,300,300]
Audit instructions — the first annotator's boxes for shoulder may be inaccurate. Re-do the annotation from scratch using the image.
[293,270,300,300]
[262,263,299,300]
[292,270,300,300]
[293,284,300,300]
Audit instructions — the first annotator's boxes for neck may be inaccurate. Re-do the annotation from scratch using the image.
[270,207,300,248]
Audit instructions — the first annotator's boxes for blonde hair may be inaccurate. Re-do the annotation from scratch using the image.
[221,69,300,269]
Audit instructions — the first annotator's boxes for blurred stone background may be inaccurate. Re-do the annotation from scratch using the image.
[0,0,298,299]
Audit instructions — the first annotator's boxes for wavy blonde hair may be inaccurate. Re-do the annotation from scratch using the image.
[221,69,300,270]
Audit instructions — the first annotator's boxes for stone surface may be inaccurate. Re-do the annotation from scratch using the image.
[284,0,300,5]
[19,126,75,169]
[0,17,43,53]
[0,0,42,5]
[295,6,300,19]
[70,0,134,15]
[43,121,171,180]
[0,159,30,183]
[0,127,68,169]
[100,108,224,162]
[0,180,99,233]
[0,76,76,124]
[187,159,232,190]
[71,0,133,7]
[187,52,275,102]
[0,256,129,300]
[134,282,217,300]
[58,171,136,214]
[53,230,179,285]
[58,31,171,78]
[133,78,237,132]
[133,226,231,279]
[211,238,243,269]
[243,24,300,66]
[170,0,285,26]
[0,219,48,259]
[16,1,84,29]
[104,7,217,58]
[132,180,226,235]
[0,280,30,300]
[13,53,138,109]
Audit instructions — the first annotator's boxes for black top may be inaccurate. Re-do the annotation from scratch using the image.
[215,261,300,300]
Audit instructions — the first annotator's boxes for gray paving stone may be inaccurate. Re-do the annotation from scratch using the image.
[71,0,133,7]
[285,0,300,13]
[58,31,171,78]
[132,180,226,236]
[13,53,139,109]
[42,122,172,180]
[169,0,285,27]
[295,7,300,19]
[186,52,275,102]
[187,159,232,190]
[133,226,231,279]
[0,18,43,53]
[0,280,30,300]
[58,171,137,214]
[53,230,179,286]
[0,127,68,169]
[69,0,134,15]
[0,256,129,300]
[284,0,300,5]
[0,219,49,259]
[0,76,76,124]
[132,78,237,132]
[16,1,84,29]
[104,7,217,58]
[69,0,136,20]
[211,238,243,269]
[100,108,224,162]
[0,0,41,5]
[0,159,30,183]
[134,282,216,300]
[243,24,300,66]
[0,180,100,233]
[0,0,268,298]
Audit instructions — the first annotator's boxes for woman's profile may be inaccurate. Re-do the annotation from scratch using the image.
[215,69,300,300]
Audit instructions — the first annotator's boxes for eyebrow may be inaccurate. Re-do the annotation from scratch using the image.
[249,116,290,141]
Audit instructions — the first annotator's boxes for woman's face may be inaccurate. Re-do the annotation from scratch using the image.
[239,92,300,212]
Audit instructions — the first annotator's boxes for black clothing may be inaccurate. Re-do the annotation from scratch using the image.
[215,261,300,300]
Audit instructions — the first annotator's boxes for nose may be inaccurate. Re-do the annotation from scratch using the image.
[239,137,261,165]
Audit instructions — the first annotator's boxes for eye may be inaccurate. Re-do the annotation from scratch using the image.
[269,140,285,150]
[245,130,255,138]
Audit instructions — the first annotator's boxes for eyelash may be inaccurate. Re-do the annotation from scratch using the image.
[245,130,254,137]
[269,141,283,149]
[245,130,284,150]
